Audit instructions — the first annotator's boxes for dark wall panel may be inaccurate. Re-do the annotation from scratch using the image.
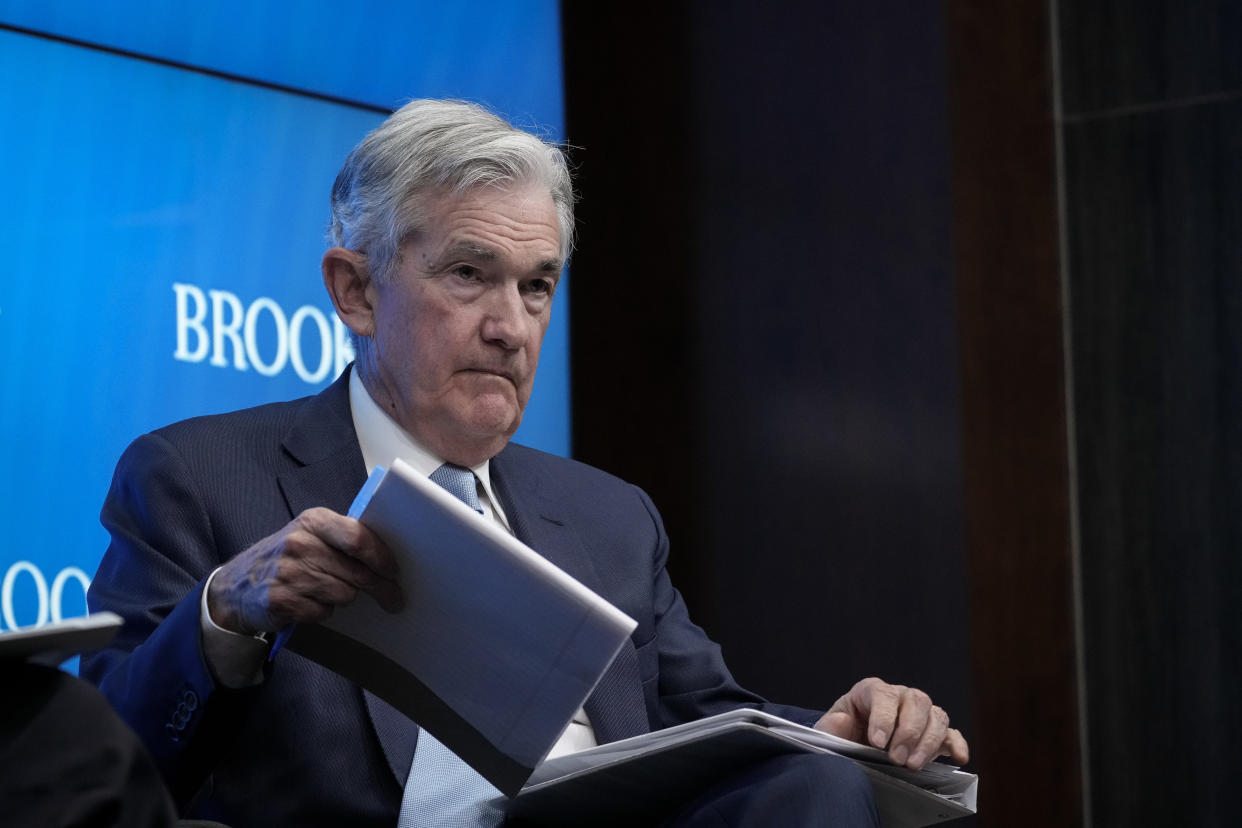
[1058,0,1242,113]
[682,1,970,719]
[564,0,973,739]
[1064,99,1242,826]
[1058,0,1242,824]
[565,1,1242,825]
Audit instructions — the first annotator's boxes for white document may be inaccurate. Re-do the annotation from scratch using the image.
[286,459,637,796]
[507,708,977,828]
[0,611,123,666]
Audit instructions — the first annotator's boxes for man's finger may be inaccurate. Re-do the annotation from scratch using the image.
[282,556,363,605]
[273,592,338,627]
[905,705,949,770]
[297,508,399,581]
[291,542,382,590]
[887,687,933,765]
[815,710,864,743]
[278,531,406,614]
[858,679,903,749]
[940,727,970,765]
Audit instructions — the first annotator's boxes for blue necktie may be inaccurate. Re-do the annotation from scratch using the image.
[397,463,503,828]
[428,463,484,513]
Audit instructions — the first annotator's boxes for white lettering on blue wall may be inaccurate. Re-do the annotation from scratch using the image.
[172,283,353,383]
[1,562,91,629]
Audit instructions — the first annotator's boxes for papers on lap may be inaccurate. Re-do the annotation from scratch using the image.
[506,708,978,828]
[286,459,638,796]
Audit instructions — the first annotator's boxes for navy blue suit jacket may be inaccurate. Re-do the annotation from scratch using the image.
[82,371,820,826]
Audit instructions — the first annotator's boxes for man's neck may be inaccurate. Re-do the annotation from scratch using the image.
[351,361,505,468]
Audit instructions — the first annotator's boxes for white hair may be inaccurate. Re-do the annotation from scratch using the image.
[329,99,575,281]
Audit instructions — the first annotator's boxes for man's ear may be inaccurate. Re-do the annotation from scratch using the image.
[322,247,376,338]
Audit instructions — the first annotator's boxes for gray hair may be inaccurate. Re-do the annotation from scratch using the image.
[329,99,575,281]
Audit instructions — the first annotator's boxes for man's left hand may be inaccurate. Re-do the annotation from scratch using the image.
[814,677,970,770]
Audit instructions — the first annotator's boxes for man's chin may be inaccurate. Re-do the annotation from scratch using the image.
[461,399,522,441]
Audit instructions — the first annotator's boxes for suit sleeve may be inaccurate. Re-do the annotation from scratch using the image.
[81,432,260,809]
[634,486,825,730]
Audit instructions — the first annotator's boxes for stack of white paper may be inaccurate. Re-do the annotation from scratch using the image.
[287,459,637,795]
[508,708,977,828]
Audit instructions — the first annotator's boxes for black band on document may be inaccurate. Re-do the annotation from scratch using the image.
[286,623,533,796]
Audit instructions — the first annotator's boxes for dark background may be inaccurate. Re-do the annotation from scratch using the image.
[562,1,1242,826]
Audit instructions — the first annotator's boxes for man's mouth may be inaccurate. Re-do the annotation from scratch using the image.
[462,367,517,384]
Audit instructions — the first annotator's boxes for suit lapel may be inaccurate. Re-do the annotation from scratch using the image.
[490,451,605,594]
[275,370,418,786]
[276,371,367,515]
[491,449,650,745]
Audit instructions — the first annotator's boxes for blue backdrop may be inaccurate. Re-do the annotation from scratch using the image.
[0,2,568,638]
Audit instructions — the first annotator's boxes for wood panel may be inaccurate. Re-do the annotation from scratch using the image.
[944,1,1083,825]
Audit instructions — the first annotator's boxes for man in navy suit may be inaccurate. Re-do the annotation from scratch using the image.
[84,99,967,826]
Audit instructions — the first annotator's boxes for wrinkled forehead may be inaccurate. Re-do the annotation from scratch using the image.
[410,172,569,261]
[413,182,561,251]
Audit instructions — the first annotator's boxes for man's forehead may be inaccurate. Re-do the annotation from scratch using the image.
[414,186,563,268]
[426,180,554,217]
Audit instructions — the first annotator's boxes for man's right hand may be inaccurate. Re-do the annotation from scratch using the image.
[207,507,404,636]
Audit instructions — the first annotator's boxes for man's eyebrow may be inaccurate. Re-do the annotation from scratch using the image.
[419,241,496,273]
[439,241,498,262]
[429,241,563,274]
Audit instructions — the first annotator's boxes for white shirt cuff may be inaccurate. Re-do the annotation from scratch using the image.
[200,567,271,688]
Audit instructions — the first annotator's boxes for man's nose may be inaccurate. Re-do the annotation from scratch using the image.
[480,283,528,350]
